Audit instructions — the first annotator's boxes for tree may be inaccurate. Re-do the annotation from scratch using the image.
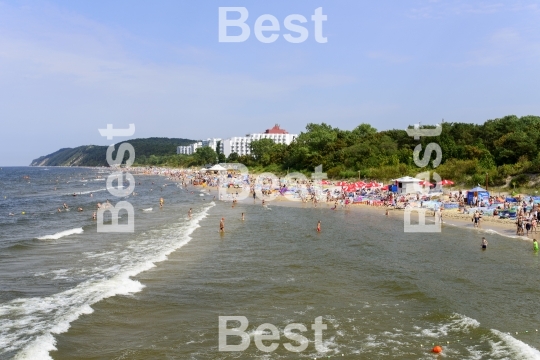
[228,152,239,162]
[216,141,226,163]
[193,146,217,165]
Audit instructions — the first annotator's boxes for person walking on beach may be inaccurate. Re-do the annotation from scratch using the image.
[219,217,225,233]
[472,211,480,228]
[317,220,321,233]
[481,237,488,250]
[517,216,524,236]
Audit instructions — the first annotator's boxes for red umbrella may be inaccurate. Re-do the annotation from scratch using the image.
[419,180,433,186]
[355,181,365,187]
[381,185,389,190]
[336,181,347,186]
[321,180,329,185]
[438,179,454,186]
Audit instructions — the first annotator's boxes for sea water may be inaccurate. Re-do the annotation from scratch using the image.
[1,167,540,359]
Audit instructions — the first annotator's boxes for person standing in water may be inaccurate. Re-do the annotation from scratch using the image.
[317,220,321,233]
[481,237,488,249]
[160,197,164,208]
[188,208,192,219]
[533,239,539,251]
[242,212,245,221]
[219,217,225,233]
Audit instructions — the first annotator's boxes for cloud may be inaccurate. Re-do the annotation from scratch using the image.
[0,6,351,104]
[450,28,540,67]
[407,0,538,19]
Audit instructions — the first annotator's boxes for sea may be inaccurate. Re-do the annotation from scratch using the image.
[1,166,540,359]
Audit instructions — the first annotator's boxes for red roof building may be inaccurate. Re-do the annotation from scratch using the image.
[264,124,289,134]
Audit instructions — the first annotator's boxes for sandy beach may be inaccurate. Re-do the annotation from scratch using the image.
[182,176,537,244]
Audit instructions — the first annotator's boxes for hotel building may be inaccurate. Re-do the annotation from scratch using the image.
[221,125,297,157]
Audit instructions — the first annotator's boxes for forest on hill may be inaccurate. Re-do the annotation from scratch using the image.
[135,115,540,188]
[30,137,197,167]
[31,115,540,188]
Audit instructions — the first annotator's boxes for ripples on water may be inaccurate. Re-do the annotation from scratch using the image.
[1,167,540,359]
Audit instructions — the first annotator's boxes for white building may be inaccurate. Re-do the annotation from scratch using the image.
[221,125,297,157]
[177,142,202,155]
[201,138,221,152]
[177,138,222,155]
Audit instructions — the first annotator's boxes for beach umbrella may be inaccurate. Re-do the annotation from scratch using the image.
[419,180,434,186]
[336,181,347,186]
[321,180,329,185]
[439,179,454,186]
[381,185,389,190]
[355,181,365,187]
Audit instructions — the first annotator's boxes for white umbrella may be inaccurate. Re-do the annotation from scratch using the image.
[208,164,227,171]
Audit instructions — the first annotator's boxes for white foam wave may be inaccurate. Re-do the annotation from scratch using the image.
[63,188,107,196]
[142,208,153,212]
[490,329,540,359]
[3,203,214,360]
[37,228,83,240]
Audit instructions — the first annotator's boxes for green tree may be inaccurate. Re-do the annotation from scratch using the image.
[193,146,217,165]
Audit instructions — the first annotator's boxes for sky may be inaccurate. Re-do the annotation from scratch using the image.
[1,0,540,165]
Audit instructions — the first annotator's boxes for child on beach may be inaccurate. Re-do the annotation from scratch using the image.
[317,220,321,233]
[533,239,539,251]
[481,237,488,249]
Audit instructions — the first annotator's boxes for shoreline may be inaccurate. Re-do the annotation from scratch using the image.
[154,167,535,244]
[194,184,536,243]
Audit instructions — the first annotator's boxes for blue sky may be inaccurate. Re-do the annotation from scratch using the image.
[1,0,539,165]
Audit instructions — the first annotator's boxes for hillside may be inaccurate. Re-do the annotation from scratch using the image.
[30,137,197,167]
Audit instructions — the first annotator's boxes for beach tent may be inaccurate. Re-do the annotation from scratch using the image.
[392,176,423,194]
[208,164,227,171]
[466,186,489,205]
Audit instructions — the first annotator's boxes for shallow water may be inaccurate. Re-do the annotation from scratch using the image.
[1,167,540,359]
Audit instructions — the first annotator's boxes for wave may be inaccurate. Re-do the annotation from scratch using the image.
[3,203,215,360]
[490,329,540,359]
[37,228,84,240]
[62,188,107,196]
[421,217,532,242]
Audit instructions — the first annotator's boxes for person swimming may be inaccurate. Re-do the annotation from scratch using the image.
[481,237,488,249]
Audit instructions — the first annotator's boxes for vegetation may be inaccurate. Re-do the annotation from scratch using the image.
[30,137,197,167]
[233,114,540,188]
[32,115,540,189]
